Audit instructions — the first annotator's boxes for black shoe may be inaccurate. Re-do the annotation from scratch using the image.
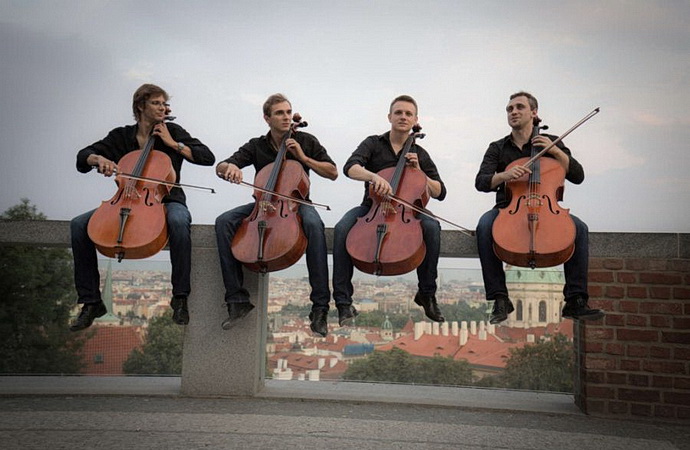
[489,297,514,325]
[170,295,189,325]
[562,297,605,321]
[221,302,255,330]
[309,309,329,337]
[414,292,445,322]
[337,304,359,327]
[69,301,107,332]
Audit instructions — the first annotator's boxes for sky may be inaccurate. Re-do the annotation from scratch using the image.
[1,0,689,235]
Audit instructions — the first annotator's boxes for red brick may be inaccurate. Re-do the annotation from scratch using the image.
[628,345,650,358]
[616,272,637,283]
[652,376,674,388]
[643,360,686,374]
[590,299,614,311]
[585,399,605,414]
[679,407,690,419]
[673,287,690,299]
[604,314,625,327]
[586,385,615,399]
[585,371,606,383]
[625,259,649,271]
[663,392,690,405]
[668,260,690,272]
[607,372,627,384]
[639,302,683,315]
[606,286,625,298]
[675,377,690,390]
[585,356,616,370]
[619,301,639,313]
[617,329,659,342]
[619,388,660,402]
[627,286,647,298]
[650,346,672,359]
[621,359,641,371]
[630,403,653,416]
[640,273,683,285]
[673,317,690,329]
[586,327,614,341]
[650,286,671,299]
[654,405,677,418]
[603,259,625,270]
[649,260,670,271]
[589,259,604,269]
[674,348,690,360]
[628,374,649,387]
[585,342,604,353]
[605,343,625,355]
[590,271,615,283]
[625,315,647,327]
[662,331,690,344]
[608,401,629,414]
[650,315,672,328]
[588,285,604,297]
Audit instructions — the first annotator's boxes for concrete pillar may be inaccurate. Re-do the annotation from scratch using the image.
[181,227,268,397]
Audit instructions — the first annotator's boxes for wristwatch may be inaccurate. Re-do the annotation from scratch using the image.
[176,142,185,153]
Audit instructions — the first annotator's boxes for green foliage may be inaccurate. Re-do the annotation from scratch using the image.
[0,199,85,373]
[344,347,474,386]
[440,302,488,323]
[122,310,183,375]
[352,310,414,329]
[497,334,574,392]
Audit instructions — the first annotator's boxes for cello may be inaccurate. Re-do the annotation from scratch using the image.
[491,116,575,269]
[230,114,310,273]
[87,117,176,262]
[346,124,428,276]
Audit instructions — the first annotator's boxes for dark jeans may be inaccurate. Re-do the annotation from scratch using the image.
[70,201,192,304]
[475,208,589,301]
[215,203,330,309]
[332,205,441,306]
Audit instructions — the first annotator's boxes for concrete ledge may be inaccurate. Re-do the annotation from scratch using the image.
[0,376,580,416]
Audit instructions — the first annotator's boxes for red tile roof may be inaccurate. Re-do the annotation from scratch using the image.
[80,326,144,375]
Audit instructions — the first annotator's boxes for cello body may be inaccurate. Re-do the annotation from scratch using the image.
[231,115,309,273]
[492,125,576,269]
[346,127,429,276]
[231,159,309,273]
[87,147,174,261]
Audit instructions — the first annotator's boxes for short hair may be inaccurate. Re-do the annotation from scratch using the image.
[389,95,418,115]
[263,93,291,117]
[132,84,169,121]
[509,91,538,111]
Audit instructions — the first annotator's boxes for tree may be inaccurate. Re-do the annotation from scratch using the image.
[344,347,474,386]
[0,199,85,373]
[122,310,183,375]
[441,302,487,323]
[498,334,574,392]
[352,310,414,329]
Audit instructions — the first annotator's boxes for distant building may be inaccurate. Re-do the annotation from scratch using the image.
[503,265,565,328]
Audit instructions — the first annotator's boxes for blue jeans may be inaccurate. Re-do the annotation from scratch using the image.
[475,208,589,301]
[215,203,330,309]
[70,201,192,304]
[332,205,441,306]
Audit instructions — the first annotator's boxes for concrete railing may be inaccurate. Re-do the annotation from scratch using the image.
[1,220,689,420]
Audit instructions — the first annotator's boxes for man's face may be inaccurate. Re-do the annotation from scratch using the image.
[140,94,168,123]
[506,96,536,130]
[264,101,293,133]
[388,101,418,133]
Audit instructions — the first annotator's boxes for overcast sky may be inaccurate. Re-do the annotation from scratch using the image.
[1,0,689,234]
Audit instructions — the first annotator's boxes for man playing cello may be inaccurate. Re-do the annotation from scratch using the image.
[69,83,215,331]
[475,91,604,324]
[215,93,338,334]
[332,95,447,329]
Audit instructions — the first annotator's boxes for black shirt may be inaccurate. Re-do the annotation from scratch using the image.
[76,122,215,206]
[343,131,447,206]
[474,133,584,209]
[222,131,334,174]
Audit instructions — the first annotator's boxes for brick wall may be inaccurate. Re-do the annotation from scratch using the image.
[574,257,690,420]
